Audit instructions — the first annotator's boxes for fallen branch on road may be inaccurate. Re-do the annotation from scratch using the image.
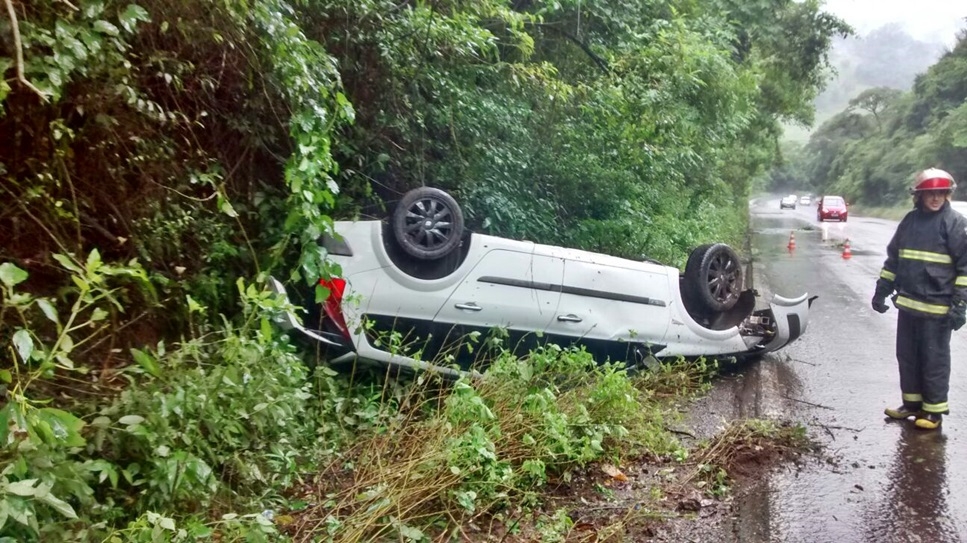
[781,395,833,410]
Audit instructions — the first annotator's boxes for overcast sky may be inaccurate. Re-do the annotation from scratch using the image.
[822,0,966,46]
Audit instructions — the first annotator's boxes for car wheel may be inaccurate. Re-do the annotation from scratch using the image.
[392,187,465,260]
[683,243,743,313]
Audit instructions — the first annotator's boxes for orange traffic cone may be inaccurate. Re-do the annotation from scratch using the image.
[787,231,796,251]
[842,239,852,260]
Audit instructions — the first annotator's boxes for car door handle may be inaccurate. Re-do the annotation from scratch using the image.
[454,302,483,311]
[557,314,583,322]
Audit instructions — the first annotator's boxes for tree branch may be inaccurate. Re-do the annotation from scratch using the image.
[4,0,50,102]
[535,22,610,75]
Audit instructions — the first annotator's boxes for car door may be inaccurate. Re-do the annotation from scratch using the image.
[433,248,564,356]
[544,257,672,362]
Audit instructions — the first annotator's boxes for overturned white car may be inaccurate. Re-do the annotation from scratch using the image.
[274,188,812,376]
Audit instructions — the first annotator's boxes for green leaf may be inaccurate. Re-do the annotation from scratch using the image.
[130,348,161,377]
[54,354,75,370]
[186,295,205,313]
[37,491,78,519]
[5,479,37,496]
[36,298,59,325]
[398,523,425,540]
[0,370,10,384]
[119,4,151,33]
[71,275,89,291]
[12,330,33,363]
[86,248,102,271]
[52,254,83,274]
[119,415,144,426]
[91,416,112,428]
[38,408,86,447]
[91,307,109,321]
[93,20,120,36]
[0,404,14,445]
[0,263,27,288]
[0,59,11,102]
[87,459,120,488]
[59,333,74,354]
[217,194,238,217]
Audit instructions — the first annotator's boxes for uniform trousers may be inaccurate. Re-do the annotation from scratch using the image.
[896,309,952,414]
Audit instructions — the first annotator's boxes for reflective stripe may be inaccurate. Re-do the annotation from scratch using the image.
[903,393,923,403]
[880,269,896,281]
[957,276,967,287]
[924,401,949,414]
[895,296,949,315]
[899,249,953,264]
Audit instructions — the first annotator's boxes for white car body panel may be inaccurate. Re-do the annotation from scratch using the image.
[434,248,564,330]
[282,219,811,374]
[547,258,672,345]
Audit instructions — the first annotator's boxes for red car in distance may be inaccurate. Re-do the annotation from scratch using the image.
[817,195,848,222]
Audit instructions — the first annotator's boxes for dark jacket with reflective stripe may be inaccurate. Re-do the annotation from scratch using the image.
[876,202,967,318]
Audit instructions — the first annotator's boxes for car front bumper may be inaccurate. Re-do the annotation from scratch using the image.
[754,293,813,352]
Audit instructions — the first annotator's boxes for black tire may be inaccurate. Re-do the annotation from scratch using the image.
[392,187,465,260]
[683,243,743,313]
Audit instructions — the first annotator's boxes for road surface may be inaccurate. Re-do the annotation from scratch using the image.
[718,197,967,542]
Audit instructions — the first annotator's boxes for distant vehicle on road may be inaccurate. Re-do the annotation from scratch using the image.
[780,195,798,210]
[817,195,848,222]
[799,195,811,206]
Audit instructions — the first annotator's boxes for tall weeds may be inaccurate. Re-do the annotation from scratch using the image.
[287,346,691,542]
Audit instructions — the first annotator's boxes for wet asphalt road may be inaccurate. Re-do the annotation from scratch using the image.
[728,197,967,542]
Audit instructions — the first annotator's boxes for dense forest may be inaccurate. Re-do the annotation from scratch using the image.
[1,1,845,540]
[767,29,967,206]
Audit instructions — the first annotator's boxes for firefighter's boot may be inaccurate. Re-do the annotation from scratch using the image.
[915,413,943,430]
[885,404,923,420]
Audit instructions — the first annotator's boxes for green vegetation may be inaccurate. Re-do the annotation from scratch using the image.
[1,0,842,539]
[765,31,967,206]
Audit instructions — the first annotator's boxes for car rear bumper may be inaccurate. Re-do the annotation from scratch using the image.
[819,212,846,220]
[267,277,352,350]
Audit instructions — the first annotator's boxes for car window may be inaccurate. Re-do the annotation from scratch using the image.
[824,197,844,206]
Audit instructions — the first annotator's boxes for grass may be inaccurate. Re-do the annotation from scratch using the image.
[275,349,812,542]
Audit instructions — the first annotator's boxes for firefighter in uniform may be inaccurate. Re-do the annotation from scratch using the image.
[873,168,967,430]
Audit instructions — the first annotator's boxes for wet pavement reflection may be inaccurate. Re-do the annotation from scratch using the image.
[865,426,956,542]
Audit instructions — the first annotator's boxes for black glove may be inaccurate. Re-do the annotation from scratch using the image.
[948,302,967,331]
[872,296,889,314]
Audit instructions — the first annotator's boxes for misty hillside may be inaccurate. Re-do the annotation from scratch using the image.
[785,23,946,141]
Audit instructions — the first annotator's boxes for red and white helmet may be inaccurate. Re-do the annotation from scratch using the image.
[911,168,956,193]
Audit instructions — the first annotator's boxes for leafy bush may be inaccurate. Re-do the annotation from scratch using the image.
[1,254,151,541]
[0,262,330,540]
[287,346,681,541]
